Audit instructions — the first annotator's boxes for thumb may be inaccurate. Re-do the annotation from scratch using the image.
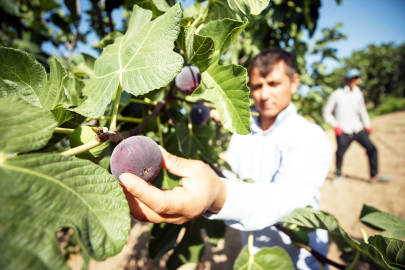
[159,146,198,178]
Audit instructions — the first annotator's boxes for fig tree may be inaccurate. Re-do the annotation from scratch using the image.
[70,126,110,163]
[110,136,162,183]
[175,66,201,95]
[190,104,210,125]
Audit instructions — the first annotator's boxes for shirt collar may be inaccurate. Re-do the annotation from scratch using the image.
[251,102,297,135]
[344,85,359,93]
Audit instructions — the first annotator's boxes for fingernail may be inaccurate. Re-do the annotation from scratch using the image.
[119,174,131,189]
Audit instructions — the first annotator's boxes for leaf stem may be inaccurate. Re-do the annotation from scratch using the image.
[61,140,102,157]
[191,13,203,28]
[247,231,254,270]
[346,246,360,270]
[248,231,254,255]
[360,228,368,243]
[130,98,158,106]
[156,114,164,147]
[94,116,143,123]
[317,261,325,270]
[191,1,210,28]
[54,127,75,134]
[110,82,123,131]
[195,24,204,34]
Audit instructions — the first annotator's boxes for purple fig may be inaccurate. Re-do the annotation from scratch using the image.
[175,66,201,95]
[190,104,210,126]
[110,136,162,183]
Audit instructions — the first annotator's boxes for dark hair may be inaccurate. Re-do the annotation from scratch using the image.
[248,48,297,80]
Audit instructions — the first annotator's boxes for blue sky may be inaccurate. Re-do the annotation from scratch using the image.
[43,0,405,73]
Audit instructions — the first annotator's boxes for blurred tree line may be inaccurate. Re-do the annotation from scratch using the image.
[1,0,404,127]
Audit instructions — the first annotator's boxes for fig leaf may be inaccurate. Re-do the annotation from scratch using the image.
[0,97,57,153]
[72,3,184,118]
[0,153,131,270]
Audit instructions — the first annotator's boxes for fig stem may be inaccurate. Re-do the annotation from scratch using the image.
[61,140,103,157]
[110,82,123,131]
[93,116,143,123]
[156,114,164,147]
[54,127,74,134]
[346,246,361,270]
[130,98,157,106]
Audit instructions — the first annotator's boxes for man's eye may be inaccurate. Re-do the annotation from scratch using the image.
[268,82,279,87]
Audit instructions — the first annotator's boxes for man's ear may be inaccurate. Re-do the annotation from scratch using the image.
[290,73,300,94]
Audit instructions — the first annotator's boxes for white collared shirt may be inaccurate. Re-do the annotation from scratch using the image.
[323,85,371,134]
[208,103,332,270]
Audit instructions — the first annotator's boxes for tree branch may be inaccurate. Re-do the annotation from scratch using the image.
[274,225,347,270]
[122,101,165,138]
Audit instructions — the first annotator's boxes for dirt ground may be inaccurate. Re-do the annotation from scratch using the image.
[71,111,405,270]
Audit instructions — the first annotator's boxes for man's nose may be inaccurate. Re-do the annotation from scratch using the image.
[260,85,272,100]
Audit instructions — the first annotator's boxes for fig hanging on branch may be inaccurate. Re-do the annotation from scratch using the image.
[69,126,111,163]
[110,136,162,183]
[175,66,201,95]
[190,104,210,126]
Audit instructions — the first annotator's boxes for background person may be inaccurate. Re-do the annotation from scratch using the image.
[119,48,332,270]
[323,69,387,183]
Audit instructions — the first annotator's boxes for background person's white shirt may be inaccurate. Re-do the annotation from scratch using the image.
[207,103,332,270]
[323,85,371,134]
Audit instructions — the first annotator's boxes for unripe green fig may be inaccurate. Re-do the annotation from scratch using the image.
[290,226,309,248]
[70,126,110,163]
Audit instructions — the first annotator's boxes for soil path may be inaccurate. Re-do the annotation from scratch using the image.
[77,111,405,270]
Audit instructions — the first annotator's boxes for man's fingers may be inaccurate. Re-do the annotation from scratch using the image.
[122,188,188,224]
[159,146,202,177]
[119,173,190,215]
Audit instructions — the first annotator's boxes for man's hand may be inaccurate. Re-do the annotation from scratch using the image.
[119,146,227,224]
[334,126,343,136]
[366,127,372,134]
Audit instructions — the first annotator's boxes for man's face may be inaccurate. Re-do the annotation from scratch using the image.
[346,76,362,88]
[250,61,300,119]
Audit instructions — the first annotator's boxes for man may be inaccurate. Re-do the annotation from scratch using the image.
[323,69,380,183]
[119,48,332,269]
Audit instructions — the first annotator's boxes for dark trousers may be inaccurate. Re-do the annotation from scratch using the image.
[336,130,378,177]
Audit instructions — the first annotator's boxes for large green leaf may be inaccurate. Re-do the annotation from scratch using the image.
[51,107,76,126]
[0,97,57,153]
[68,53,96,78]
[281,208,405,269]
[43,112,86,151]
[166,218,205,270]
[281,208,357,250]
[63,75,86,107]
[233,246,294,270]
[0,153,131,270]
[175,122,215,160]
[72,4,183,118]
[209,0,243,21]
[177,26,215,72]
[0,47,67,110]
[226,0,270,17]
[366,236,405,269]
[192,63,251,135]
[360,205,405,238]
[199,18,248,63]
[149,222,183,260]
[126,0,170,18]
